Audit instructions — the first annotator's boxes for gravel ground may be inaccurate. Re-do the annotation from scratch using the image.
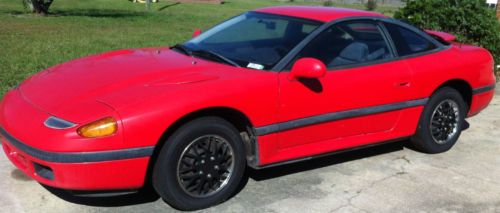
[1,84,499,213]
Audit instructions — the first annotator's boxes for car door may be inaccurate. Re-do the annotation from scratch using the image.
[277,20,414,150]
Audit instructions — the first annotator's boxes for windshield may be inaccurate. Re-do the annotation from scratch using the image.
[182,12,322,70]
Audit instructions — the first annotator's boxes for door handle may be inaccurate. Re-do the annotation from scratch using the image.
[397,82,410,87]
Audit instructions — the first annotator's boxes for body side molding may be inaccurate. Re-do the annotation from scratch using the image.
[473,84,496,95]
[255,98,429,136]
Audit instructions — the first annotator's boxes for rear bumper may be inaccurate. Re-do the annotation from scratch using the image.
[1,127,153,190]
[468,84,496,117]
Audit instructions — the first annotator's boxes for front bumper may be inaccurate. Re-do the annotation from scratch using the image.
[0,127,152,190]
[0,88,154,190]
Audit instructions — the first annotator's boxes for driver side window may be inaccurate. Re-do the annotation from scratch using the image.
[290,20,393,70]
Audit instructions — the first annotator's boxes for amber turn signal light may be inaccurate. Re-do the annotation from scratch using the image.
[77,117,117,138]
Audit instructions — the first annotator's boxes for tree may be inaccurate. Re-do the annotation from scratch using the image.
[22,0,54,15]
[497,0,500,19]
[366,0,377,11]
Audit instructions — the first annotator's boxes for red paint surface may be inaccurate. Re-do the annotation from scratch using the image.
[2,142,149,190]
[425,30,456,42]
[255,6,386,22]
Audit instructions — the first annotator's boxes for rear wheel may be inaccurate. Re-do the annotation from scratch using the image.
[152,117,246,211]
[411,87,467,153]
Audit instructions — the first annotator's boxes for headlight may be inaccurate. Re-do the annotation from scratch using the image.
[77,117,117,138]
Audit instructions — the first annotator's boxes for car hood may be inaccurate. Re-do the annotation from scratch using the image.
[19,48,225,123]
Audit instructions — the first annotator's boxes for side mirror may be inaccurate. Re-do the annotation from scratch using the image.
[289,58,327,81]
[192,29,202,38]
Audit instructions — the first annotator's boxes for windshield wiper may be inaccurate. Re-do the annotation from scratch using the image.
[192,49,241,67]
[171,44,192,56]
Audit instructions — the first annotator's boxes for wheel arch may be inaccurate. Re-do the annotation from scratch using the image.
[144,107,257,187]
[434,79,473,110]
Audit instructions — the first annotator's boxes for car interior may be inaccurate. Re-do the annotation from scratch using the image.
[200,18,320,69]
[293,21,393,69]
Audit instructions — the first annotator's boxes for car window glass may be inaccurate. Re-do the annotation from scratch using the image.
[384,23,437,56]
[301,24,317,34]
[185,12,322,70]
[289,20,393,70]
[203,17,289,43]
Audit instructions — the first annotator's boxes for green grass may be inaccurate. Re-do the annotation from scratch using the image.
[0,0,399,96]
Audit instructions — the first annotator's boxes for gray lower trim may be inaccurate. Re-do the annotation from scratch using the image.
[255,98,429,136]
[473,84,496,95]
[0,127,154,163]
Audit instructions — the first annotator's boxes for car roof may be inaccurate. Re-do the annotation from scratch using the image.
[254,6,387,23]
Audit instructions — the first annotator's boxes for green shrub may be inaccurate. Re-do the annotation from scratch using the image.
[394,0,500,75]
[366,0,377,11]
[20,0,34,12]
[20,0,54,14]
[323,0,333,7]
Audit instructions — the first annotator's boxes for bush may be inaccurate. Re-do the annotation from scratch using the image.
[366,0,377,11]
[394,0,500,75]
[20,0,54,15]
[323,0,333,7]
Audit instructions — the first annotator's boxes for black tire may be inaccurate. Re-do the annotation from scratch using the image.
[152,117,246,211]
[411,87,468,153]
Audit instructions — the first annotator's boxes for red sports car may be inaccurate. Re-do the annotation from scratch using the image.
[0,6,495,210]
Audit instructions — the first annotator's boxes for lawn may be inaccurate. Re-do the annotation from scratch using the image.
[0,0,399,96]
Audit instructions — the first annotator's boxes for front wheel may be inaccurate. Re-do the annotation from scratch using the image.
[152,117,246,211]
[411,87,467,153]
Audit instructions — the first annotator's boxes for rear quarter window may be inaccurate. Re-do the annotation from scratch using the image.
[384,23,437,57]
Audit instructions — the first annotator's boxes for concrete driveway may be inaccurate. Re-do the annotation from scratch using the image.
[1,84,499,213]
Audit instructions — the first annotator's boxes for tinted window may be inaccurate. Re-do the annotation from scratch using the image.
[290,21,393,69]
[203,18,289,43]
[384,23,437,56]
[185,12,322,70]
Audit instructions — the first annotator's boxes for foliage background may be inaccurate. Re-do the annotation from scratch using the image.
[395,0,500,76]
